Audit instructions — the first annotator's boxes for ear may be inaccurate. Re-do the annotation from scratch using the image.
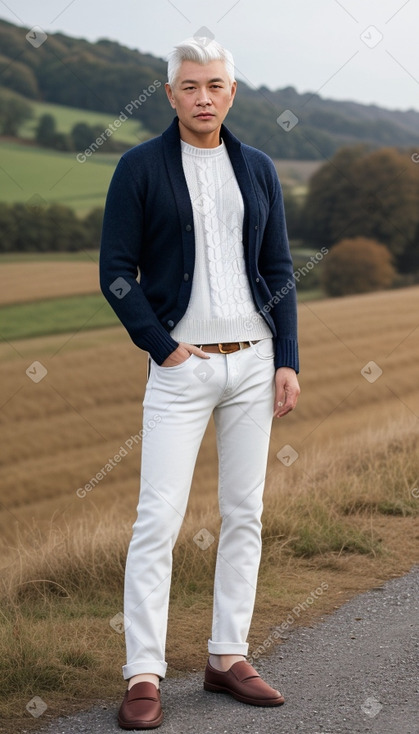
[228,80,237,109]
[165,83,177,110]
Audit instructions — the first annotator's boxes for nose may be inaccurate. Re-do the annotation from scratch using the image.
[196,89,212,105]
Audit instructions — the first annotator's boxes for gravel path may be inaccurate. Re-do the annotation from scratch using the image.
[37,568,418,734]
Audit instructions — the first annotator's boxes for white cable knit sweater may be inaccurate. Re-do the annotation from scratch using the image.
[170,140,272,344]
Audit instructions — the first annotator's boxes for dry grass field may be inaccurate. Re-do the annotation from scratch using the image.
[0,273,418,731]
[0,260,100,305]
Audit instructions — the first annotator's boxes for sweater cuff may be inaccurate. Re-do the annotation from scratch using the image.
[133,326,179,365]
[274,338,299,373]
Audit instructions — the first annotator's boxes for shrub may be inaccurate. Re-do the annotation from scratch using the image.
[321,237,395,297]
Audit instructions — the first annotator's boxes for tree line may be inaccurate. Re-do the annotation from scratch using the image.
[0,204,103,253]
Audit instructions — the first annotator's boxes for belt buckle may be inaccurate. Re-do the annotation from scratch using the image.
[218,342,239,354]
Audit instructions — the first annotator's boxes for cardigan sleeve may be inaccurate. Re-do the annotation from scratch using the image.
[257,163,299,372]
[99,157,180,364]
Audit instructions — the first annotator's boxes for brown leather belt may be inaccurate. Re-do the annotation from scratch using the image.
[197,341,259,354]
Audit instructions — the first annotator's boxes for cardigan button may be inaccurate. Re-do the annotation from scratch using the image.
[255,277,260,283]
[183,273,189,281]
[254,225,258,230]
[185,224,192,231]
[167,319,174,327]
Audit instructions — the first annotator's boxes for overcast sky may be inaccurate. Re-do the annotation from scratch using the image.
[2,0,419,111]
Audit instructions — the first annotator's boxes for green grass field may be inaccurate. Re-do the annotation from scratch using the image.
[0,252,323,341]
[0,94,154,212]
[0,285,320,341]
[0,97,320,215]
[19,99,148,146]
[0,140,317,214]
[0,294,118,340]
[0,251,99,263]
[0,141,118,212]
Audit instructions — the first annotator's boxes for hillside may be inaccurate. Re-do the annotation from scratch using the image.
[0,141,118,212]
[18,99,148,145]
[1,17,419,159]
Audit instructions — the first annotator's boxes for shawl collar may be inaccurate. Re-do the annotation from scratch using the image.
[161,117,260,259]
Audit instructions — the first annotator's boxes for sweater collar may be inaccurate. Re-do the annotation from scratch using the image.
[161,116,258,243]
[162,115,242,156]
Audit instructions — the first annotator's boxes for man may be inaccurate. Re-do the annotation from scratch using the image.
[100,36,300,730]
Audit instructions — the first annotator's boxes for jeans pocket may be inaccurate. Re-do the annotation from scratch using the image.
[153,354,195,371]
[250,338,274,360]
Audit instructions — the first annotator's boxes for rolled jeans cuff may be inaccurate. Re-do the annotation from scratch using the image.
[207,640,249,655]
[122,660,167,680]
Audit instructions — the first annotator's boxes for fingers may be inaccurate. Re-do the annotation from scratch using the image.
[273,384,300,418]
[182,343,210,359]
[274,391,298,418]
[274,368,300,418]
[273,385,286,418]
[274,397,289,419]
[162,343,210,366]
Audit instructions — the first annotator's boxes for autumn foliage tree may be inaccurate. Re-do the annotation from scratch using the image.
[321,237,396,297]
[303,147,419,270]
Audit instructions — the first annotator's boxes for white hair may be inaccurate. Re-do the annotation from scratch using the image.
[167,37,235,87]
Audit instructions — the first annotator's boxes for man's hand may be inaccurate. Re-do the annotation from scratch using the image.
[161,342,210,367]
[273,367,300,418]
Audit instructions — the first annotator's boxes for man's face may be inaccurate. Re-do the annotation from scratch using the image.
[165,59,237,141]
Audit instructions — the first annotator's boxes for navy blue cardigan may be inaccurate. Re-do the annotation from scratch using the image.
[99,117,299,372]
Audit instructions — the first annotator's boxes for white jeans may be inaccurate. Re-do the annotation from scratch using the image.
[122,338,275,680]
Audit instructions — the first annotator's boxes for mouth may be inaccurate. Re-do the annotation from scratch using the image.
[194,113,215,119]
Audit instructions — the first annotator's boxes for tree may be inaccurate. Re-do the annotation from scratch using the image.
[35,114,71,150]
[0,95,33,135]
[0,203,94,253]
[303,146,419,263]
[397,223,419,274]
[0,57,39,97]
[0,203,17,251]
[282,188,305,240]
[321,237,396,297]
[13,203,52,252]
[348,148,419,257]
[84,208,104,248]
[36,114,57,146]
[47,205,89,251]
[302,146,366,246]
[71,122,95,151]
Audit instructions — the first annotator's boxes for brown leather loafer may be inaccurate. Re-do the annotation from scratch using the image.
[204,659,285,706]
[118,681,163,730]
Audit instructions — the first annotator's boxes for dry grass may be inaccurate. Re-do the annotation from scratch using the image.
[1,285,419,731]
[2,286,419,532]
[3,421,417,601]
[1,426,418,731]
[0,260,100,305]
